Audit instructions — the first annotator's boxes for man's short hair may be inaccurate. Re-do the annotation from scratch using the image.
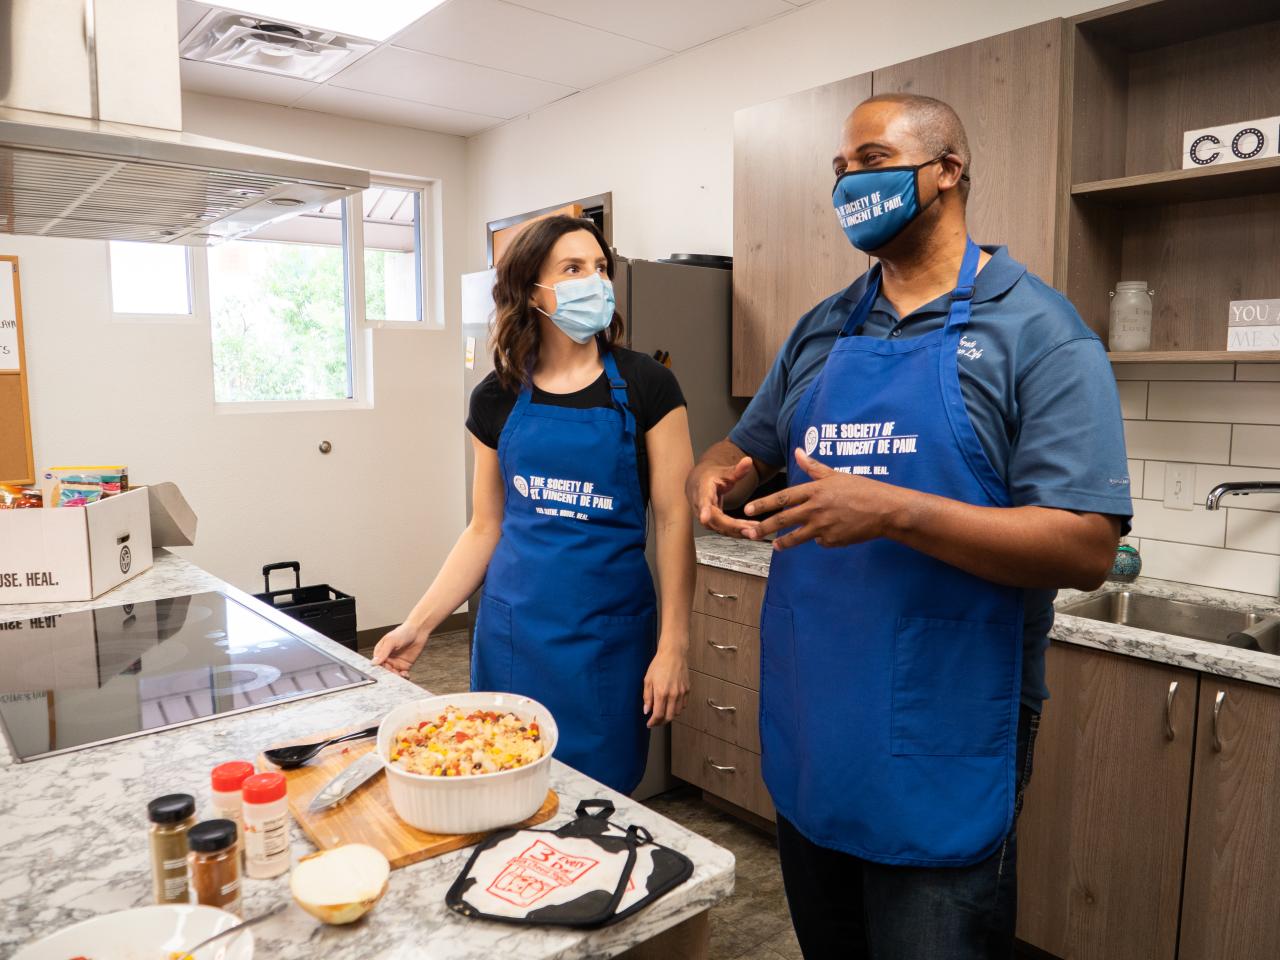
[861,93,971,201]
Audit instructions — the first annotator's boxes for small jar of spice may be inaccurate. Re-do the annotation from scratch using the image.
[188,819,243,916]
[242,771,291,879]
[148,794,196,905]
[210,760,255,854]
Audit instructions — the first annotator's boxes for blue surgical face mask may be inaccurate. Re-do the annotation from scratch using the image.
[534,274,615,344]
[832,154,959,252]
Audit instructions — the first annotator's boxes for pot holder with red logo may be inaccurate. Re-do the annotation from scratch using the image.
[446,799,693,928]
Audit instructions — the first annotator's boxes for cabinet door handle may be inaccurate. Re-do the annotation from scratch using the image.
[705,757,736,773]
[1165,681,1178,740]
[706,638,738,652]
[707,699,737,714]
[1212,690,1226,752]
[707,589,739,601]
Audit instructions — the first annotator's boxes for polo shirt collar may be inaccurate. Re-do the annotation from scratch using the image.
[837,244,1026,314]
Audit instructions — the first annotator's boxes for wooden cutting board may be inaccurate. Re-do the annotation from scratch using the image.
[259,728,559,870]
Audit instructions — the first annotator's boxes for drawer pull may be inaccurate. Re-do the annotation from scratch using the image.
[1212,690,1226,752]
[705,638,739,652]
[704,757,736,773]
[1165,681,1178,741]
[707,589,739,601]
[706,699,737,714]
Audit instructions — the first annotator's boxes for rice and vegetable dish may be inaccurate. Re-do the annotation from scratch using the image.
[389,706,544,777]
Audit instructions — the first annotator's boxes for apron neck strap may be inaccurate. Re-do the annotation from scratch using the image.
[944,237,982,333]
[601,347,637,438]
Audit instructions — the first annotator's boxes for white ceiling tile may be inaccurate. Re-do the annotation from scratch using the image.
[395,0,669,89]
[293,85,503,136]
[179,58,316,105]
[500,0,795,51]
[177,1,211,40]
[329,45,575,119]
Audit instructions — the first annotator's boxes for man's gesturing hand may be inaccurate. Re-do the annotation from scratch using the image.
[687,455,763,540]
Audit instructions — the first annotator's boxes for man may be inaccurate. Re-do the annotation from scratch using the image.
[687,94,1132,958]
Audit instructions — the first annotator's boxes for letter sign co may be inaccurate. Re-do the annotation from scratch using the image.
[1183,115,1280,169]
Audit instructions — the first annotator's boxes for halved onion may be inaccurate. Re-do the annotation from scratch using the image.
[290,844,391,925]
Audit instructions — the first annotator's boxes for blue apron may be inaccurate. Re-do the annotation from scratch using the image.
[473,349,656,795]
[760,239,1025,867]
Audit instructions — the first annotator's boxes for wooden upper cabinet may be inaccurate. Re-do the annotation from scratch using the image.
[1016,643,1195,960]
[1180,677,1280,960]
[731,74,871,396]
[873,19,1064,285]
[731,20,1065,396]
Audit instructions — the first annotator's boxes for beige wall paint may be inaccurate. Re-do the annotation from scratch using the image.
[14,93,468,628]
[463,0,1116,269]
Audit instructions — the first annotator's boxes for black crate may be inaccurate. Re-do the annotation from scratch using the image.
[254,561,357,652]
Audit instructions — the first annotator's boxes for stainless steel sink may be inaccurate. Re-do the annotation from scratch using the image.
[1058,590,1280,654]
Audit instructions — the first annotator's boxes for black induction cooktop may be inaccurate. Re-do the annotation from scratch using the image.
[0,591,374,762]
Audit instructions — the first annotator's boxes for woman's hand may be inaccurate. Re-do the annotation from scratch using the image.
[371,622,428,678]
[643,643,690,728]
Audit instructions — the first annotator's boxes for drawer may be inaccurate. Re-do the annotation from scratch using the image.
[682,670,760,753]
[689,612,760,690]
[672,723,774,822]
[693,564,766,628]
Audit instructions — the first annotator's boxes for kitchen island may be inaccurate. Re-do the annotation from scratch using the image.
[0,551,736,959]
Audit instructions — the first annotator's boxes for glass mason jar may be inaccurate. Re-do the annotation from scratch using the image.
[1109,281,1154,351]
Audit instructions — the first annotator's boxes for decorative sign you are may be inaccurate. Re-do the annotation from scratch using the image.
[1228,300,1280,352]
[1184,116,1280,169]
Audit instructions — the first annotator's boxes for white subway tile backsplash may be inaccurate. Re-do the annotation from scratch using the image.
[1147,381,1280,425]
[1194,464,1280,513]
[1129,499,1226,547]
[1116,381,1147,419]
[1225,509,1280,555]
[1230,425,1280,469]
[1123,421,1231,463]
[1128,459,1144,494]
[1138,540,1280,596]
[1112,363,1234,381]
[1236,363,1280,382]
[1143,461,1165,501]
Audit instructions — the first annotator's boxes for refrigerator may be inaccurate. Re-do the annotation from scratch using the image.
[460,257,743,800]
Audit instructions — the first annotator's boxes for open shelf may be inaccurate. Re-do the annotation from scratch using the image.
[1073,157,1280,206]
[1108,350,1280,364]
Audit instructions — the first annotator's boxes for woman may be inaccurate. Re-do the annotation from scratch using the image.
[373,216,693,794]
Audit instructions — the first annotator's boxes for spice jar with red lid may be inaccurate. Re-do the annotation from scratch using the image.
[242,771,291,879]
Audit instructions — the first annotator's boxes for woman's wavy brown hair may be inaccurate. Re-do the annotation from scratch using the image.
[490,215,624,390]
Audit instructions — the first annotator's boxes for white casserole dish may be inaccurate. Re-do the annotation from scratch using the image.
[378,692,558,835]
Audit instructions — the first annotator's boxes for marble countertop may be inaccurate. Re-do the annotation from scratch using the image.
[694,534,1280,689]
[2,551,735,959]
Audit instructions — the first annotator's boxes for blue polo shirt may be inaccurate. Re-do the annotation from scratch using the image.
[730,245,1133,709]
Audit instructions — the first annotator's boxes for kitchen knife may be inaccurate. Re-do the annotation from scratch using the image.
[307,752,385,813]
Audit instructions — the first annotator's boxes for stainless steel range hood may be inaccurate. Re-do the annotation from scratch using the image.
[0,0,369,244]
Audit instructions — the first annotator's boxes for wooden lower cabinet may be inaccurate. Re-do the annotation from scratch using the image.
[1017,644,1196,960]
[1179,678,1280,960]
[672,722,774,822]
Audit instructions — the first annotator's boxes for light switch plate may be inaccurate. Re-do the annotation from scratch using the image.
[1164,462,1196,511]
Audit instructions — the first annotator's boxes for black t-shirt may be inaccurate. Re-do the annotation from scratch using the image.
[467,348,687,505]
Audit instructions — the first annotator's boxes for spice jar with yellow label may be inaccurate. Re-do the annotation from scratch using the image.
[188,819,242,916]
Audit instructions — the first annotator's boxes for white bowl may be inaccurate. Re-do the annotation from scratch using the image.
[14,904,252,960]
[378,692,558,835]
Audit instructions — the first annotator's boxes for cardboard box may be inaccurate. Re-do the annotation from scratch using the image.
[0,487,154,604]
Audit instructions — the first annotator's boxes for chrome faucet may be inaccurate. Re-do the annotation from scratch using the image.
[1205,481,1280,510]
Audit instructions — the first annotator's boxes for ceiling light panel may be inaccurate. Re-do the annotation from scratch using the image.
[211,1,449,41]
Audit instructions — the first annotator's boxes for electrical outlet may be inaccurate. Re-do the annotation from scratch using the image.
[1164,462,1196,511]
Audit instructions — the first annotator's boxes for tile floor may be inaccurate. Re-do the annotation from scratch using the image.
[362,629,802,960]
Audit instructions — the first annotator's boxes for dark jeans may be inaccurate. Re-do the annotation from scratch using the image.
[777,706,1041,960]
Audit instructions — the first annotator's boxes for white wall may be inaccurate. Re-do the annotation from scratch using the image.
[463,0,1116,269]
[14,93,468,629]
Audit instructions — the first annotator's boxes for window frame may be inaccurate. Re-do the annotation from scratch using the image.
[349,174,442,330]
[208,204,371,415]
[107,241,207,324]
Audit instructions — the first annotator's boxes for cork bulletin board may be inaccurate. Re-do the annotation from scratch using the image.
[0,256,34,485]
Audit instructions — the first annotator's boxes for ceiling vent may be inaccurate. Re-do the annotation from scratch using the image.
[181,12,374,82]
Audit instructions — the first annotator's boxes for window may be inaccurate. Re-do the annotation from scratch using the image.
[207,208,355,404]
[361,185,423,324]
[108,241,197,319]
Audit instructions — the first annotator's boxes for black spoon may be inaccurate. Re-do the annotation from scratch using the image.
[263,725,379,769]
